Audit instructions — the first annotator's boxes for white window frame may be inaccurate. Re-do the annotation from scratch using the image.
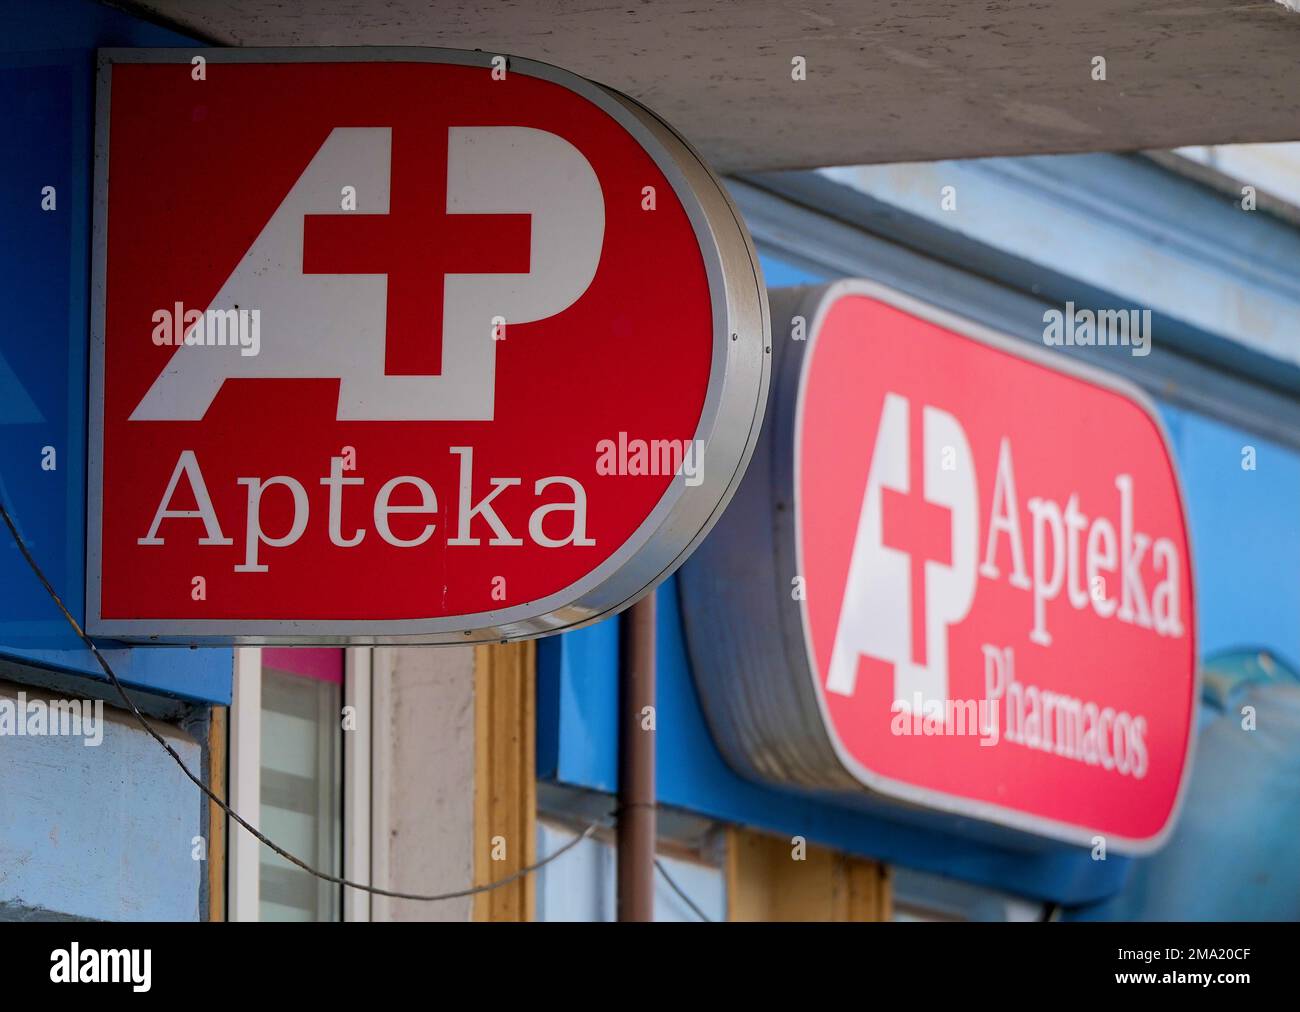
[227,646,373,921]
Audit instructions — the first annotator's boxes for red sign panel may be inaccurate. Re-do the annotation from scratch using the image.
[88,50,767,643]
[682,281,1196,850]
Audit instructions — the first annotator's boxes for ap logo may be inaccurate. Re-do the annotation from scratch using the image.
[826,393,978,712]
[132,126,603,421]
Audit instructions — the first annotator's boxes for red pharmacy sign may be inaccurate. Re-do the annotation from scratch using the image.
[88,49,768,643]
[683,280,1196,850]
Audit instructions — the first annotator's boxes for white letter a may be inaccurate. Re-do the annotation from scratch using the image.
[138,450,234,546]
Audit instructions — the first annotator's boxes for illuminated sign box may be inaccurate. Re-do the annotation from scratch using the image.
[682,280,1196,852]
[88,49,769,644]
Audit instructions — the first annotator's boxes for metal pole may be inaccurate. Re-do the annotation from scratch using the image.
[617,592,656,922]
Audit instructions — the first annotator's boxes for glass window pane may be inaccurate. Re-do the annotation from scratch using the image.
[258,658,343,921]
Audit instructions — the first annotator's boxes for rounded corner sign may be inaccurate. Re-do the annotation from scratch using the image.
[681,280,1197,852]
[87,48,769,645]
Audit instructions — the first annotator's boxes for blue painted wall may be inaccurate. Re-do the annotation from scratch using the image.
[0,0,229,703]
[0,683,203,920]
[1160,405,1300,667]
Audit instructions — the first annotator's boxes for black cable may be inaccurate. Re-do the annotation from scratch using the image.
[0,497,601,903]
[654,857,713,922]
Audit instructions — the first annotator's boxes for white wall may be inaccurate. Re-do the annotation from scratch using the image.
[370,646,477,922]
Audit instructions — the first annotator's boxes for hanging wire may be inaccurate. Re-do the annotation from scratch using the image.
[654,858,713,922]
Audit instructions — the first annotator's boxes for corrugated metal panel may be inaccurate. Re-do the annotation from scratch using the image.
[680,284,854,792]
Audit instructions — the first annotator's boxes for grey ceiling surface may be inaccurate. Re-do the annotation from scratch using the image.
[131,1,1300,171]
